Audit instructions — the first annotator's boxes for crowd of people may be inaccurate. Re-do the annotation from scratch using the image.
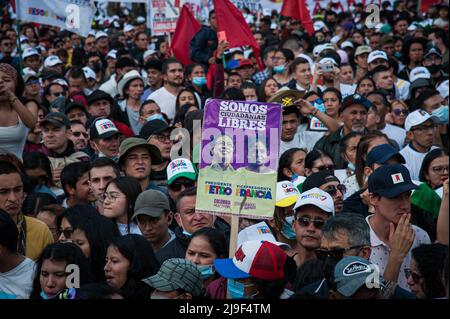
[0,0,449,300]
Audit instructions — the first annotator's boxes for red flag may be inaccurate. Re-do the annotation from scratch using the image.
[421,0,444,13]
[170,4,201,66]
[281,0,314,36]
[213,0,263,70]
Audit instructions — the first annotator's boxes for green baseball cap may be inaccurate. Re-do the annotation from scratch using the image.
[118,137,162,166]
[167,158,197,186]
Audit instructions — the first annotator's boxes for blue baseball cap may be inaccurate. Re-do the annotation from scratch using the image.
[365,144,406,168]
[334,256,383,297]
[368,164,419,198]
[339,94,373,113]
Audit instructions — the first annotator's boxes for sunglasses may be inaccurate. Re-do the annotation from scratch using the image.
[59,228,73,239]
[323,184,346,197]
[169,179,195,192]
[315,245,365,261]
[72,131,88,138]
[52,92,64,97]
[404,268,423,284]
[26,80,40,85]
[313,165,335,172]
[296,216,326,229]
[392,108,408,116]
[411,123,437,132]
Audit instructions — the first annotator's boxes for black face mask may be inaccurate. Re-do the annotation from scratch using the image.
[92,62,103,73]
[427,64,440,74]
[322,256,339,285]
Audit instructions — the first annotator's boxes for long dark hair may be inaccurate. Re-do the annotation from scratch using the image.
[304,149,332,170]
[23,152,54,188]
[419,148,449,188]
[175,88,200,113]
[105,176,142,233]
[30,242,92,299]
[108,234,160,299]
[190,228,228,259]
[278,148,307,181]
[58,205,120,282]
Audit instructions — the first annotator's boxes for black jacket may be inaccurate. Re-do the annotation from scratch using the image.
[343,189,369,218]
[314,127,348,169]
[189,26,218,66]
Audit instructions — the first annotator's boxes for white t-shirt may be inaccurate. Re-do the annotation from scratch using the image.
[147,86,178,120]
[381,124,406,149]
[0,257,35,299]
[395,78,410,101]
[0,117,29,161]
[400,144,438,181]
[279,125,325,157]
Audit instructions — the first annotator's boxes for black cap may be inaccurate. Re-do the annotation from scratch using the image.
[424,45,442,59]
[339,94,373,114]
[65,102,89,116]
[365,144,406,167]
[87,90,114,106]
[368,164,419,198]
[139,119,174,140]
[302,170,340,192]
[144,59,163,72]
[40,112,71,128]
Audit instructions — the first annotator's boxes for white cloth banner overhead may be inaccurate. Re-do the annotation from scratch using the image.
[16,0,96,37]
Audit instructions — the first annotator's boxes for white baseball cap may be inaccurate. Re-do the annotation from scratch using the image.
[52,78,69,88]
[107,49,117,59]
[294,187,335,215]
[437,79,449,99]
[367,50,388,64]
[341,41,354,50]
[405,109,440,132]
[22,48,40,60]
[319,57,338,66]
[95,31,108,40]
[124,24,135,33]
[44,55,63,67]
[276,181,300,207]
[314,20,327,31]
[167,158,197,185]
[409,67,431,83]
[143,49,157,61]
[237,221,291,250]
[20,35,29,43]
[330,35,341,44]
[136,16,146,24]
[82,67,96,81]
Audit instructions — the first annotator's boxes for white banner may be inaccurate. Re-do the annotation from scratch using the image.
[17,0,96,37]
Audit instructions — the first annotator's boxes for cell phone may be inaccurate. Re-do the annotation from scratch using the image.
[322,63,333,73]
[218,31,227,43]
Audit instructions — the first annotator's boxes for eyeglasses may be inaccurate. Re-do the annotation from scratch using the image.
[313,165,335,172]
[2,42,13,47]
[296,216,326,229]
[26,80,40,86]
[151,134,171,143]
[431,165,449,174]
[323,184,346,197]
[411,124,437,132]
[59,228,74,239]
[168,179,196,192]
[100,191,125,202]
[404,268,423,284]
[52,92,64,97]
[392,108,408,116]
[72,131,88,138]
[315,245,366,261]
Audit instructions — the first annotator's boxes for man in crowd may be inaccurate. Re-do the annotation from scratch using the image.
[167,158,197,212]
[69,120,89,152]
[302,171,345,214]
[89,118,122,161]
[190,10,218,67]
[89,158,120,213]
[60,162,96,208]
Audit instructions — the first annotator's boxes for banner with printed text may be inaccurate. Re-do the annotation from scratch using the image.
[17,0,96,37]
[196,99,281,220]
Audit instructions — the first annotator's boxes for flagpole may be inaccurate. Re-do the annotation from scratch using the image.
[14,0,23,75]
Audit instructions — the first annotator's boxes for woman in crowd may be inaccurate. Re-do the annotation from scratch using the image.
[340,132,362,179]
[304,149,335,177]
[259,77,280,102]
[57,205,120,282]
[322,88,342,122]
[272,48,294,87]
[104,234,160,299]
[173,88,200,128]
[356,76,376,97]
[29,242,92,299]
[184,63,210,104]
[419,148,449,191]
[277,148,308,182]
[36,204,64,242]
[387,100,409,129]
[102,176,142,236]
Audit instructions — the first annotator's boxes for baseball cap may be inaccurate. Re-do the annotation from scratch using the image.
[367,50,388,64]
[52,78,69,88]
[132,189,170,219]
[40,112,71,128]
[118,137,163,166]
[410,78,432,93]
[143,49,157,61]
[313,20,327,31]
[333,256,382,297]
[167,158,197,186]
[214,240,287,280]
[22,48,39,60]
[276,181,300,207]
[136,16,146,24]
[365,144,406,167]
[237,58,253,68]
[87,90,114,106]
[23,70,39,83]
[293,187,335,215]
[340,94,373,113]
[20,35,29,43]
[368,164,419,198]
[107,50,117,60]
[409,67,431,83]
[437,79,449,99]
[139,119,174,141]
[44,55,63,68]
[319,57,338,66]
[340,41,354,50]
[424,46,443,59]
[142,258,203,297]
[237,222,291,250]
[90,118,120,140]
[124,24,135,33]
[65,102,89,117]
[95,31,108,40]
[82,67,96,81]
[302,171,340,192]
[404,109,440,132]
[354,45,372,57]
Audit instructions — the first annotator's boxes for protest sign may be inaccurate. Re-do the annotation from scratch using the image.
[16,0,95,37]
[196,99,281,220]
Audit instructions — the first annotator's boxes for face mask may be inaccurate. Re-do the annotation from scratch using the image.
[192,76,207,86]
[290,173,299,181]
[227,279,256,299]
[432,105,449,124]
[151,294,170,299]
[322,256,338,284]
[197,264,215,280]
[273,64,286,74]
[146,113,164,122]
[281,216,296,240]
[427,64,440,74]
[394,51,402,59]
[92,62,103,73]
[347,162,356,171]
